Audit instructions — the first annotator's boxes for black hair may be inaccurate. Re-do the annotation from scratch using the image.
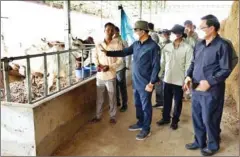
[144,30,149,34]
[182,33,187,38]
[184,20,193,26]
[148,23,154,30]
[115,26,120,32]
[201,14,220,32]
[104,22,115,29]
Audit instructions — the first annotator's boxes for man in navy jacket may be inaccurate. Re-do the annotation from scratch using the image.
[184,15,233,156]
[101,20,160,140]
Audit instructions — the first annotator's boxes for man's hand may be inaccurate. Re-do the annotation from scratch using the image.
[145,83,154,92]
[102,65,109,72]
[156,78,161,85]
[195,80,210,92]
[97,64,104,72]
[183,76,192,92]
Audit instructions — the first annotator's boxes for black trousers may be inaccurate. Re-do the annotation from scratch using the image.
[162,82,183,123]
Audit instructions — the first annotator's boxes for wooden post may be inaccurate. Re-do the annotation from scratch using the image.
[43,53,48,96]
[26,56,32,103]
[56,53,61,91]
[89,50,92,76]
[2,58,10,101]
[149,0,152,22]
[139,0,142,20]
[64,0,72,86]
[81,49,84,79]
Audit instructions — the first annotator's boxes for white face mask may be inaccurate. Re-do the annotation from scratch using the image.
[170,34,183,41]
[198,30,206,40]
[134,33,140,40]
[162,37,168,42]
[170,35,177,41]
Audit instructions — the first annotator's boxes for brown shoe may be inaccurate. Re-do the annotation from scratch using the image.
[90,117,101,124]
[109,118,117,124]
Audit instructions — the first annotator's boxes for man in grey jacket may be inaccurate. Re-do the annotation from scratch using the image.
[184,20,199,48]
[156,24,193,130]
[153,29,172,108]
[148,22,160,44]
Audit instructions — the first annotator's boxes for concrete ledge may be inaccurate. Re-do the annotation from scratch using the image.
[1,77,97,156]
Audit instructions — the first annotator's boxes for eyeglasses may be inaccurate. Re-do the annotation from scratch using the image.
[134,28,142,32]
[200,26,209,30]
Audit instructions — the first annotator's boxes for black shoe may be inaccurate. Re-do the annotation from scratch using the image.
[201,148,218,156]
[128,124,142,131]
[117,103,121,107]
[156,119,170,126]
[170,123,178,130]
[185,143,200,150]
[152,103,163,108]
[120,106,127,112]
[136,130,151,140]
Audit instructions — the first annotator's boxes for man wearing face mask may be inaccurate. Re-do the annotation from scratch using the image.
[184,15,233,156]
[156,24,193,130]
[101,20,160,140]
[152,29,172,108]
[148,22,160,44]
[159,29,172,50]
[184,20,199,48]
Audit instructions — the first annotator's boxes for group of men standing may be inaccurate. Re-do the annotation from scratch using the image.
[91,14,236,156]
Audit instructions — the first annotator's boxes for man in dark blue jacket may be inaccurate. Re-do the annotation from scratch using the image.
[101,20,160,140]
[183,15,233,156]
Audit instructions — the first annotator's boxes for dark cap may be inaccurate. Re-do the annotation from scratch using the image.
[170,24,185,34]
[134,20,149,31]
[159,29,171,35]
[184,20,193,26]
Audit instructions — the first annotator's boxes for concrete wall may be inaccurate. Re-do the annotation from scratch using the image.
[1,104,36,156]
[1,70,133,156]
[1,77,97,156]
[34,77,97,155]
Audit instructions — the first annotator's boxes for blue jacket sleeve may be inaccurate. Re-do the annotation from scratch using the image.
[106,43,134,57]
[206,42,233,86]
[150,46,161,84]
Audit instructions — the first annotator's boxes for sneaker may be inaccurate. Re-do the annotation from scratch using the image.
[120,106,128,112]
[152,104,163,108]
[109,118,117,124]
[128,124,142,131]
[170,123,178,130]
[201,148,218,156]
[156,119,170,126]
[136,130,151,140]
[185,143,200,150]
[90,117,101,124]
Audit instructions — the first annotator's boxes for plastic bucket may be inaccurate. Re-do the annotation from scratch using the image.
[85,65,97,74]
[75,67,90,79]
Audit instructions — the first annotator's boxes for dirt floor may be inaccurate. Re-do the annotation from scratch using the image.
[53,86,239,156]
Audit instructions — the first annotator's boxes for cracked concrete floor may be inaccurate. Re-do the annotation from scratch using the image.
[53,86,239,156]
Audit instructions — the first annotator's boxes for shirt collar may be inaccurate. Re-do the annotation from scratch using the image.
[201,34,220,46]
[138,36,152,45]
[172,39,185,48]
